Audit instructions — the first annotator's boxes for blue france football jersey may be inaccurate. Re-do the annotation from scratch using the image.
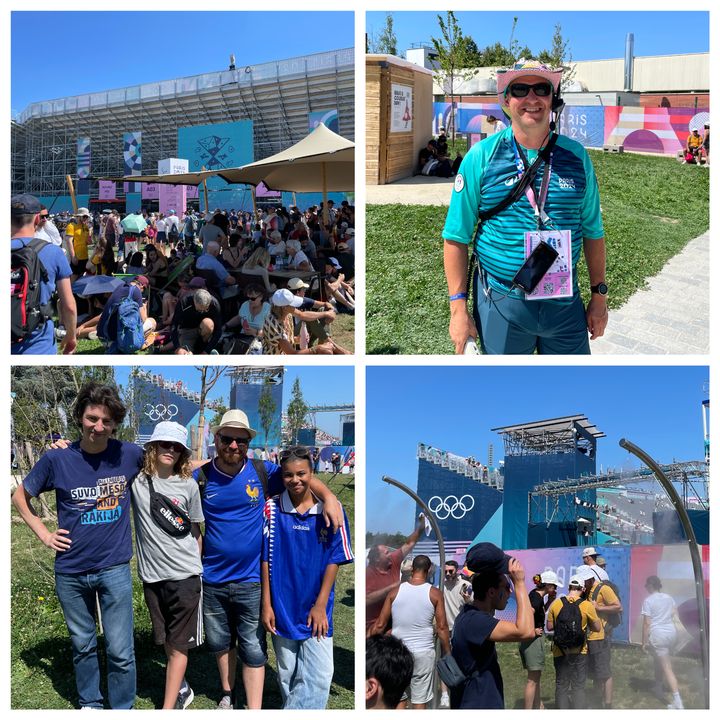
[262,491,354,640]
[196,458,283,585]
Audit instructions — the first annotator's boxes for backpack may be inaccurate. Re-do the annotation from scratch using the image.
[115,295,145,353]
[169,222,180,241]
[553,597,587,653]
[196,458,268,497]
[591,581,623,629]
[11,238,53,343]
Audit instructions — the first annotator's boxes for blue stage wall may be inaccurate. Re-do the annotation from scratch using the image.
[230,380,283,449]
[503,452,596,551]
[416,458,503,543]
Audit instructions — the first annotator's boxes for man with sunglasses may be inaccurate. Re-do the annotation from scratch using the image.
[196,410,343,709]
[443,60,607,355]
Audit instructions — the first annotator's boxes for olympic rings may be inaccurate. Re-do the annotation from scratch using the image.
[143,403,179,421]
[427,494,475,520]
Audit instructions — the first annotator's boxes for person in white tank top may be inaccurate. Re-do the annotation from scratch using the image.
[369,555,450,709]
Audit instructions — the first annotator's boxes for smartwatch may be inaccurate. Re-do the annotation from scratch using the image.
[591,282,608,296]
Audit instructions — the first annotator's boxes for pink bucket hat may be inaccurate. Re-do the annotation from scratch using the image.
[496,59,563,99]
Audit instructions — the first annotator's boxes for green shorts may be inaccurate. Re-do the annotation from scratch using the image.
[519,634,546,671]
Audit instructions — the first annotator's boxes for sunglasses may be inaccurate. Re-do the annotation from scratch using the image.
[279,445,312,462]
[217,433,250,447]
[157,440,185,453]
[247,295,262,301]
[508,82,553,98]
[39,214,49,219]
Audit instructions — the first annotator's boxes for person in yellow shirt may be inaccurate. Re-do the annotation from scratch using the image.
[64,207,92,279]
[582,565,622,708]
[546,572,602,709]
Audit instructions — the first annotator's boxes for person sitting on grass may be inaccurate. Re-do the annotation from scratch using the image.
[171,287,223,355]
[366,634,415,710]
[324,257,355,314]
[224,282,270,338]
[261,445,354,709]
[145,245,169,288]
[130,421,204,710]
[261,289,336,355]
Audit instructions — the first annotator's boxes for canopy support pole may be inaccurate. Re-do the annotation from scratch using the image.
[321,162,328,226]
[66,175,78,214]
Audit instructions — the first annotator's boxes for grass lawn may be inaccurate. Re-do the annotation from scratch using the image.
[11,472,355,710]
[366,151,709,354]
[61,313,354,355]
[496,640,706,709]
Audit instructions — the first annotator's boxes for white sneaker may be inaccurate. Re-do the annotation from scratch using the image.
[440,692,450,708]
[217,694,233,710]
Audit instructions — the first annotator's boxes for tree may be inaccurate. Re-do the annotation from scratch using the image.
[11,366,117,518]
[537,24,576,90]
[368,14,398,56]
[286,378,309,445]
[194,367,226,459]
[257,383,278,452]
[431,11,479,142]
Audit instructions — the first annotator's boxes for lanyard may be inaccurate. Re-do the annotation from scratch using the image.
[512,137,553,229]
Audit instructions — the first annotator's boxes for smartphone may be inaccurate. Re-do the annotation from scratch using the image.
[512,241,559,293]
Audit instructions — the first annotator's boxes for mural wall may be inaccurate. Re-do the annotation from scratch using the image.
[433,102,710,156]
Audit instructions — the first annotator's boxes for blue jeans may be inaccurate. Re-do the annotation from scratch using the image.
[272,634,334,709]
[55,563,136,709]
[202,581,267,666]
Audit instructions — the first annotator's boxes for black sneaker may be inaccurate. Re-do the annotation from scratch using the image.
[175,685,194,710]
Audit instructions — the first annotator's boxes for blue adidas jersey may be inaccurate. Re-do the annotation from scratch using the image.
[262,491,354,640]
[443,127,604,296]
[196,458,283,585]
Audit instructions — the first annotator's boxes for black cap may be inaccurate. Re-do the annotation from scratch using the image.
[466,542,512,574]
[11,194,42,216]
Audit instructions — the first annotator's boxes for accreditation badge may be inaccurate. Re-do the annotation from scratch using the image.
[524,229,573,300]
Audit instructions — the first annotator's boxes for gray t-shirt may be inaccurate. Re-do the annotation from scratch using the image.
[131,472,204,583]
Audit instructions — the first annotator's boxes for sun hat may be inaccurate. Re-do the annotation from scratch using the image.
[496,59,563,98]
[287,277,310,290]
[211,409,257,438]
[188,276,207,289]
[272,288,303,308]
[596,556,607,568]
[76,207,91,217]
[144,421,190,450]
[325,256,342,269]
[540,570,564,588]
[582,547,598,558]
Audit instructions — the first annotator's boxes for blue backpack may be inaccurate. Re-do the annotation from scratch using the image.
[116,295,145,353]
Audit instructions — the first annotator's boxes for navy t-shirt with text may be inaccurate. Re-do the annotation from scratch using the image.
[23,439,144,574]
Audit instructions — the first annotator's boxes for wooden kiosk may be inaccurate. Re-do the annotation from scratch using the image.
[366,55,434,185]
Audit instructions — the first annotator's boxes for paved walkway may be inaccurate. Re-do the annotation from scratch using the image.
[369,178,708,355]
[592,231,709,355]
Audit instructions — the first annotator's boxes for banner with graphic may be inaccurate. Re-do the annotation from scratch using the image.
[309,109,339,133]
[432,101,710,156]
[141,183,159,200]
[98,180,117,201]
[123,131,142,193]
[76,137,91,179]
[177,120,253,209]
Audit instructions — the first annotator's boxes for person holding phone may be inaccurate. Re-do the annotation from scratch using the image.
[443,59,607,355]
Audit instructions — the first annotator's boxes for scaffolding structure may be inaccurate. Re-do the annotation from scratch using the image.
[229,366,285,386]
[417,443,504,490]
[492,415,606,457]
[12,48,354,198]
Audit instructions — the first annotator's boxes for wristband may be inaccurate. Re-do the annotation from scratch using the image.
[449,292,468,302]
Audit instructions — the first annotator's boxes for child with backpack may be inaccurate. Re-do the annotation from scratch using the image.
[130,422,204,709]
[546,572,601,709]
[260,446,354,708]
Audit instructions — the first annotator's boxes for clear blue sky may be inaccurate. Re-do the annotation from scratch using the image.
[367,366,708,534]
[367,11,708,63]
[11,11,354,115]
[114,365,353,437]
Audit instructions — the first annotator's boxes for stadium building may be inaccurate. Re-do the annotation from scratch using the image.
[11,48,354,211]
